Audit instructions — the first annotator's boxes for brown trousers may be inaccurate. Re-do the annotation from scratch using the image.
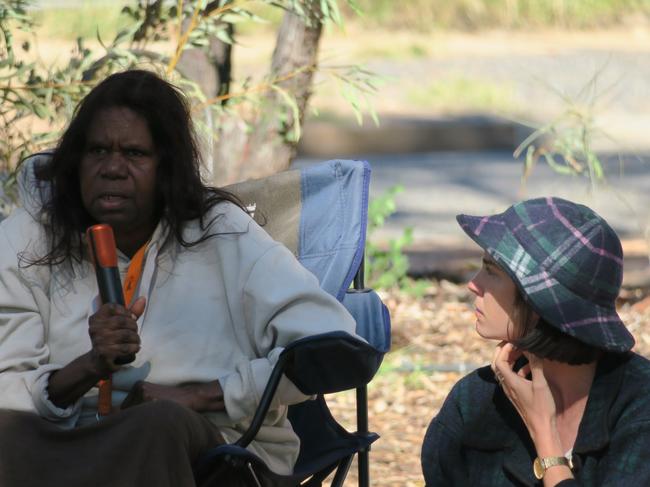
[0,400,249,487]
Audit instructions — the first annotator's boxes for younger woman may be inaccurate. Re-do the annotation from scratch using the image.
[421,197,650,486]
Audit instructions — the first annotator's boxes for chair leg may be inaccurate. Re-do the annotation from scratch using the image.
[358,450,369,487]
[356,386,370,487]
[330,455,354,487]
[245,462,263,487]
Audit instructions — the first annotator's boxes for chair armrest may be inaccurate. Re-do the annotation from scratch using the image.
[235,332,381,448]
[282,331,382,395]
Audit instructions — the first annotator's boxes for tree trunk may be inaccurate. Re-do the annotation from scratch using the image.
[177,26,232,100]
[176,8,233,183]
[211,1,323,185]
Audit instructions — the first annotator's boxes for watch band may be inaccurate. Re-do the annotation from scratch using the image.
[533,455,573,480]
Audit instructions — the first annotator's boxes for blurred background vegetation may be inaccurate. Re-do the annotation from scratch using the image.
[347,0,650,31]
[29,0,649,123]
[32,0,650,38]
[8,0,650,288]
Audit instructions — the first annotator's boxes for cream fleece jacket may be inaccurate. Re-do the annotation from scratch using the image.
[0,202,357,474]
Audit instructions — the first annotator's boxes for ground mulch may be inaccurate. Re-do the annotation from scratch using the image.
[325,280,650,486]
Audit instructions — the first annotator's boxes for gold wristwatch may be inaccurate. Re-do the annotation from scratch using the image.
[533,455,573,480]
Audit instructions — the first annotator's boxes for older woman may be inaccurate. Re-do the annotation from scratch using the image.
[0,70,356,486]
[421,197,650,486]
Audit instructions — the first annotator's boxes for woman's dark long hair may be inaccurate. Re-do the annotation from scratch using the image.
[33,69,243,266]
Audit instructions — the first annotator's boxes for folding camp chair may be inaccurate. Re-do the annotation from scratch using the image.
[192,159,391,487]
[17,155,391,487]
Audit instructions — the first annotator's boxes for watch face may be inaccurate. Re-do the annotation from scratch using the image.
[533,457,545,480]
[533,456,572,480]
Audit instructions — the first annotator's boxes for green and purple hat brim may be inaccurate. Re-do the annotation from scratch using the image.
[457,202,634,353]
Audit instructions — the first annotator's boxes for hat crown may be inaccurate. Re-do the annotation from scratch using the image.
[456,196,633,352]
[505,198,622,308]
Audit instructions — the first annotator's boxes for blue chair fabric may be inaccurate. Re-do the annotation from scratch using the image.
[298,159,370,301]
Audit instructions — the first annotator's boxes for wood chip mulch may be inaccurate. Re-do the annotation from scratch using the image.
[324,280,650,486]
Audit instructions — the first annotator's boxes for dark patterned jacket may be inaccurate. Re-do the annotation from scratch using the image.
[421,352,650,486]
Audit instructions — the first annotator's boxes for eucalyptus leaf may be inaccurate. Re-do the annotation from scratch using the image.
[214,27,234,44]
[219,13,249,24]
[33,103,51,119]
[271,84,301,142]
[543,153,573,175]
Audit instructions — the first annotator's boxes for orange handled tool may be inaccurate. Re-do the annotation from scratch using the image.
[86,224,134,416]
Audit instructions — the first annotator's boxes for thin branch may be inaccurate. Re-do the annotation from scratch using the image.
[177,0,184,35]
[204,1,251,19]
[167,1,202,74]
[192,63,317,112]
[166,0,251,75]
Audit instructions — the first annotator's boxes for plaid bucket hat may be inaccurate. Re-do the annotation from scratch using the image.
[457,196,634,352]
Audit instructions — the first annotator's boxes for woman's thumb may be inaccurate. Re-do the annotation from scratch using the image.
[129,296,147,318]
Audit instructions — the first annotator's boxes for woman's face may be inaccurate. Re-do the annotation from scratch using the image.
[79,106,160,255]
[467,252,520,341]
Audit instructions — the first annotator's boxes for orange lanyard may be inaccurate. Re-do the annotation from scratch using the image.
[97,241,149,417]
[123,242,148,306]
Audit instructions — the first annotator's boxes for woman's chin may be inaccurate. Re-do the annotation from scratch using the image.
[475,323,507,341]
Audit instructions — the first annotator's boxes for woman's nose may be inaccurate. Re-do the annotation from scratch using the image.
[467,274,481,296]
[101,151,128,178]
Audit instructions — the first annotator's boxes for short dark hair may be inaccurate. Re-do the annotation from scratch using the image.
[32,69,243,266]
[512,291,602,365]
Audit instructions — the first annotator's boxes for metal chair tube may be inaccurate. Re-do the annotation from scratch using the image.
[356,385,370,487]
[235,354,289,448]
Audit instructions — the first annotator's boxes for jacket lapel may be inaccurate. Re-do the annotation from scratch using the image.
[461,377,539,486]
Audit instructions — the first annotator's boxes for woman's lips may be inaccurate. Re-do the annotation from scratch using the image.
[97,194,128,210]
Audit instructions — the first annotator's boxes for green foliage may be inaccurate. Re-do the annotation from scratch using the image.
[513,69,611,192]
[0,0,378,180]
[514,67,650,264]
[1,0,149,171]
[365,185,415,290]
[328,64,380,126]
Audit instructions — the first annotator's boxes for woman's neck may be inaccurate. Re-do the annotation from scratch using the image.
[115,222,158,259]
[542,359,598,451]
[542,359,597,413]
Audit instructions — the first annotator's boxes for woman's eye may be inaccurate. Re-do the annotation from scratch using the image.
[483,263,495,276]
[88,147,108,156]
[125,149,145,158]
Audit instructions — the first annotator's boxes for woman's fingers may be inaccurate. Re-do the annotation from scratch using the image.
[491,341,509,385]
[523,351,549,386]
[494,343,518,376]
[492,348,559,448]
[494,343,535,395]
[491,341,506,369]
[517,363,531,377]
[88,302,143,373]
[121,381,144,409]
[129,296,146,319]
